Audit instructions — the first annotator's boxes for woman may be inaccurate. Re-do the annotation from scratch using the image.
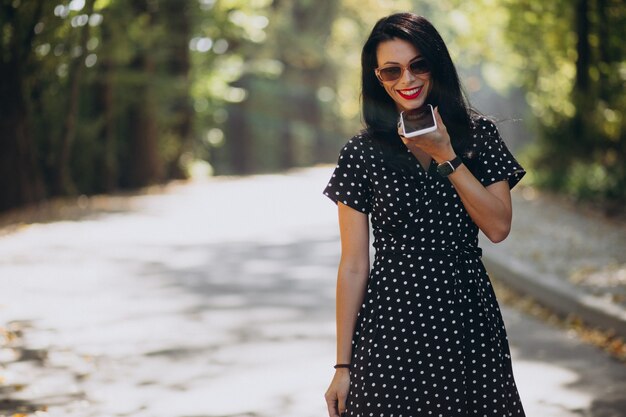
[323,13,526,417]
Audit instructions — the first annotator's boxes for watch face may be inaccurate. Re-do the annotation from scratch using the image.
[437,161,454,177]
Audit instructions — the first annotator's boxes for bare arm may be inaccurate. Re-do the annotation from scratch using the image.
[325,202,370,417]
[401,107,513,242]
[446,168,512,242]
[336,202,370,363]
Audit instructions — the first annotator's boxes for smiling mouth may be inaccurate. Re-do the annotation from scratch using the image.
[397,86,423,100]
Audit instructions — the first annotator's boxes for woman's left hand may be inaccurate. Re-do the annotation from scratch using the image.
[398,106,456,162]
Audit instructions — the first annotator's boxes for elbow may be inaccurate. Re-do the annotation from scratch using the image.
[484,222,511,244]
[338,257,370,280]
[339,260,370,278]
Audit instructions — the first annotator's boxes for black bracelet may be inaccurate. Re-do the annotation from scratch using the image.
[334,364,351,369]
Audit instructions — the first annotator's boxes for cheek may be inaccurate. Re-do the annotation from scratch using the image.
[424,77,434,95]
[383,84,395,97]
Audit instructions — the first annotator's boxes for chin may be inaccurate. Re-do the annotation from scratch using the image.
[397,99,426,112]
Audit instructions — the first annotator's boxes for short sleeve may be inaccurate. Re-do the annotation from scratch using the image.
[323,136,372,214]
[473,118,526,189]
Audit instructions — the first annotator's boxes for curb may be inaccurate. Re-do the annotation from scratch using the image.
[482,246,626,339]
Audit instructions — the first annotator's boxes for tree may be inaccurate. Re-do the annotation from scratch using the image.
[123,0,163,187]
[94,5,117,193]
[503,0,626,202]
[0,0,211,208]
[219,0,348,173]
[0,0,46,211]
[54,0,96,195]
[160,0,194,179]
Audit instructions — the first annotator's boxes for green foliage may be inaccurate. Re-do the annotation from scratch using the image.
[2,0,624,210]
[508,0,626,203]
[421,0,626,203]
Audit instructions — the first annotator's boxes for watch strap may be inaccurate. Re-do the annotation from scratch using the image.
[436,156,462,177]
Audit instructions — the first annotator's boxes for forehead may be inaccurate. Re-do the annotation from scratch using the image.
[376,38,421,64]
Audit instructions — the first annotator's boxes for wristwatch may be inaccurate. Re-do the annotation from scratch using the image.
[436,156,462,177]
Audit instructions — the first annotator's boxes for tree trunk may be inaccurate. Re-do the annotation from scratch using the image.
[225,75,256,174]
[0,62,46,211]
[93,6,118,193]
[227,91,254,174]
[54,0,95,195]
[571,0,592,153]
[127,0,162,187]
[161,0,193,179]
[279,120,295,169]
[128,56,162,187]
[277,72,295,169]
[0,1,46,211]
[574,0,590,92]
[283,0,338,167]
[301,68,325,164]
[596,0,610,102]
[95,51,117,191]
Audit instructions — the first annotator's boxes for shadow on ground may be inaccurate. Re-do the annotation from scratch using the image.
[1,169,625,417]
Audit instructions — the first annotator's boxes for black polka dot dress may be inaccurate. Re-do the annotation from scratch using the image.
[324,117,527,417]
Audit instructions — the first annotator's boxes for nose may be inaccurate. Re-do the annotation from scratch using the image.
[400,65,416,84]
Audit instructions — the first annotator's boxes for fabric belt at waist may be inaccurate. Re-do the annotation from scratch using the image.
[376,246,482,259]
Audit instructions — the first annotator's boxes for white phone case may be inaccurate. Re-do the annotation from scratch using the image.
[400,104,437,137]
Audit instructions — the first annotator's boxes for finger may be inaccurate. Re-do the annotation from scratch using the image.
[434,105,443,125]
[433,106,447,134]
[398,129,409,143]
[338,394,348,415]
[325,396,340,417]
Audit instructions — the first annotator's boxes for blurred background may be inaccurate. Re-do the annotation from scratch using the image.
[1,0,625,212]
[1,1,626,417]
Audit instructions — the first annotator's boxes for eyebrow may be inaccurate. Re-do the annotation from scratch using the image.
[381,55,423,66]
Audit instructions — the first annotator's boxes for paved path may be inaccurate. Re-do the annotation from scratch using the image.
[0,168,625,417]
[481,186,626,338]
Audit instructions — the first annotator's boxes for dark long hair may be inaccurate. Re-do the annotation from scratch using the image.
[361,13,476,170]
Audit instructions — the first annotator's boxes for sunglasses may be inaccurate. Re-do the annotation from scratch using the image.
[375,58,430,82]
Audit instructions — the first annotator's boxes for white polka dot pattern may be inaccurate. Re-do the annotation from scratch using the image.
[323,117,526,416]
[471,117,526,189]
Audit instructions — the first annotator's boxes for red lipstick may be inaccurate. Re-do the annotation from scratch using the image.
[397,86,423,100]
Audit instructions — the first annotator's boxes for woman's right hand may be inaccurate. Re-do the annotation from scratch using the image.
[324,369,351,417]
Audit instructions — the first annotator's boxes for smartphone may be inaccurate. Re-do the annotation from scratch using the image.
[399,104,437,137]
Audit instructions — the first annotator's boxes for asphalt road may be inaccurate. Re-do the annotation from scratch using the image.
[0,168,624,417]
